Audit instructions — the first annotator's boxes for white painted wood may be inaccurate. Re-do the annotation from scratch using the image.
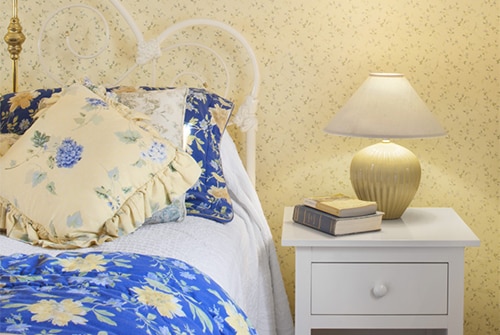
[311,263,448,315]
[281,207,480,335]
[295,247,313,335]
[313,329,446,335]
[282,207,480,248]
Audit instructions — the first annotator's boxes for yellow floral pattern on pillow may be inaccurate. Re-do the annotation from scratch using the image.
[0,84,201,249]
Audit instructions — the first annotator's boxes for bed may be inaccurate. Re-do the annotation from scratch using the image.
[0,1,294,334]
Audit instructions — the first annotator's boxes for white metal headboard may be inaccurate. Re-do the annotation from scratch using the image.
[34,0,259,185]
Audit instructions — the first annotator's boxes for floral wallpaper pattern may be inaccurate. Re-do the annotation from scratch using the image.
[0,0,498,333]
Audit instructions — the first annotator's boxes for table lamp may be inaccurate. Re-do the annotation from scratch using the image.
[324,73,446,219]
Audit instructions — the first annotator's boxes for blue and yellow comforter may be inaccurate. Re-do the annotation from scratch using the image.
[0,252,256,334]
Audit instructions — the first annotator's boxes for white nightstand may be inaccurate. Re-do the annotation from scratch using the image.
[281,207,480,335]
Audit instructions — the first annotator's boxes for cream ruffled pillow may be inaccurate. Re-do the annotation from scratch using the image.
[0,84,201,249]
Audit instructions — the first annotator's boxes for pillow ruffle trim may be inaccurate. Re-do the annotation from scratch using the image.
[0,149,201,249]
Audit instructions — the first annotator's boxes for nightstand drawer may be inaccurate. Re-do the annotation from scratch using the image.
[311,262,448,315]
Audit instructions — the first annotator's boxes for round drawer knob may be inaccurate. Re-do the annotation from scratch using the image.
[372,283,388,298]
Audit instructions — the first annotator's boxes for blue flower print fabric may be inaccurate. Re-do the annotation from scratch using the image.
[0,252,257,334]
[0,88,61,134]
[184,88,234,223]
[55,138,84,168]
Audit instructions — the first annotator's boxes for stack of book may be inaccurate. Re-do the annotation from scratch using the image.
[292,194,383,236]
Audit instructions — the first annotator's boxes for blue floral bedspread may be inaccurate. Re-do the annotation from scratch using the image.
[0,252,257,335]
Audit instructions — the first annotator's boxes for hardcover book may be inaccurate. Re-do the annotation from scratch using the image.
[303,194,377,217]
[292,205,383,236]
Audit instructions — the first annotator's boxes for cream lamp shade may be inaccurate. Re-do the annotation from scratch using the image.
[325,73,446,219]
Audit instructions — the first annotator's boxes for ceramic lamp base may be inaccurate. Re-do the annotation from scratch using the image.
[350,141,421,219]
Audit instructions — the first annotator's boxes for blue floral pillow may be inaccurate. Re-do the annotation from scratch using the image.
[116,87,235,223]
[183,88,234,222]
[0,88,61,134]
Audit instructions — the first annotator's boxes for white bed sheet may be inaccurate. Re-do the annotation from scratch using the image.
[0,133,294,335]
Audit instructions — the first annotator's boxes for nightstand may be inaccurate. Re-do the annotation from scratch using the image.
[281,207,480,335]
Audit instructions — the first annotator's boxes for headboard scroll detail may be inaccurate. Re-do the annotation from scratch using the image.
[9,0,260,185]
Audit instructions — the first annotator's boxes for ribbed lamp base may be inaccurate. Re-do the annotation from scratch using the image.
[350,141,421,219]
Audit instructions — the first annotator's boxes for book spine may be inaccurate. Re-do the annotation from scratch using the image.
[293,205,338,235]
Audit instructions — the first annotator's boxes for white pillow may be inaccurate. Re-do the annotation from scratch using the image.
[118,88,189,223]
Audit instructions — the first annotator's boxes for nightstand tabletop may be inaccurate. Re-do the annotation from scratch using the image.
[282,207,480,248]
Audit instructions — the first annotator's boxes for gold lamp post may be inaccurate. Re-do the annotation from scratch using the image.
[4,0,25,92]
[324,73,446,219]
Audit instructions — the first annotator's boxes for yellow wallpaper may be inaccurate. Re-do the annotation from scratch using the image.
[1,0,498,334]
